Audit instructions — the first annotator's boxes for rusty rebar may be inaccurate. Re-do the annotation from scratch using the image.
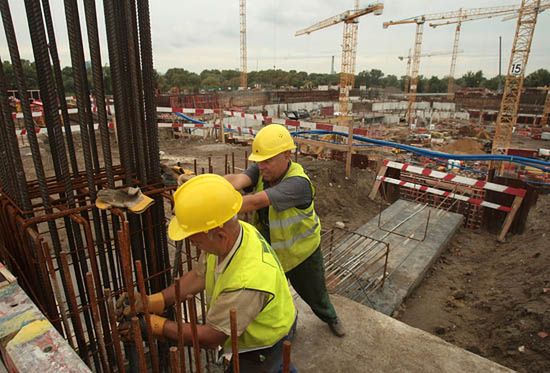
[225,154,229,175]
[131,316,148,373]
[42,242,74,349]
[59,252,91,366]
[187,294,202,373]
[104,288,126,373]
[174,278,187,373]
[282,341,292,373]
[170,346,180,373]
[230,308,240,373]
[136,260,160,373]
[85,272,110,373]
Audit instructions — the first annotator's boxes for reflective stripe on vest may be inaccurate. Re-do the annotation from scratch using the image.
[254,161,321,271]
[204,221,296,351]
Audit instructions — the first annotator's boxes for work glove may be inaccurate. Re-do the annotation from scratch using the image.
[118,314,167,342]
[177,173,195,186]
[115,291,165,320]
[96,187,154,214]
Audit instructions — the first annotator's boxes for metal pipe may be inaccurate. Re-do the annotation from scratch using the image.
[232,152,235,174]
[230,308,240,373]
[136,260,160,373]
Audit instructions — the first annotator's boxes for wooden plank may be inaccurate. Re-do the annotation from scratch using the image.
[497,195,524,242]
[369,165,388,200]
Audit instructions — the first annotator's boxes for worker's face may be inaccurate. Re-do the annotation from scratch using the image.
[188,229,228,256]
[257,151,290,182]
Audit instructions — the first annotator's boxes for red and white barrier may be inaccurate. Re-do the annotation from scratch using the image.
[376,176,512,212]
[383,160,526,197]
[277,119,386,138]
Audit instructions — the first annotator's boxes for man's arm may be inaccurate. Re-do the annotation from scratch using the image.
[241,192,271,213]
[224,173,253,190]
[161,270,205,307]
[163,322,227,349]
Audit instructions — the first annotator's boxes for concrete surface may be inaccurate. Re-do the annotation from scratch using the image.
[356,199,463,315]
[0,282,90,372]
[292,294,512,373]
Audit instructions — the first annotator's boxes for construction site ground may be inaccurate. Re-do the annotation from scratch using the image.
[19,133,550,372]
[155,136,550,373]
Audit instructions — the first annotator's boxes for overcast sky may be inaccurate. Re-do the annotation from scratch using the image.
[1,0,549,79]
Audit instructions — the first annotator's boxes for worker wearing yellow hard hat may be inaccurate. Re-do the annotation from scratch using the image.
[225,124,345,337]
[117,174,297,372]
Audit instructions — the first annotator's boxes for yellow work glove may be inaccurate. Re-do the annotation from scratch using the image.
[115,291,165,319]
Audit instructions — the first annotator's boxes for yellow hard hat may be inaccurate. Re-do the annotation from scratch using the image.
[168,174,243,241]
[249,124,296,162]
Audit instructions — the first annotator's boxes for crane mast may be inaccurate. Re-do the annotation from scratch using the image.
[384,4,534,127]
[239,0,247,89]
[492,0,541,158]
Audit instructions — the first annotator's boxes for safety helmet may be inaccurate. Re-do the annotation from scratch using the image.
[168,174,243,241]
[249,124,296,162]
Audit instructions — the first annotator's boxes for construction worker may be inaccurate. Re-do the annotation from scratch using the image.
[225,124,345,337]
[118,174,297,372]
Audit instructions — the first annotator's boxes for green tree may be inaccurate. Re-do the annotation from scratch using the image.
[458,70,485,87]
[1,60,38,91]
[524,68,550,87]
[481,75,503,91]
[61,66,75,96]
[164,68,200,91]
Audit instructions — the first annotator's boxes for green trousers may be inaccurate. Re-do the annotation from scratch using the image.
[286,247,337,324]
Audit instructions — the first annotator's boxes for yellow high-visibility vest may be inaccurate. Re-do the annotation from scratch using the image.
[205,221,296,351]
[254,161,321,271]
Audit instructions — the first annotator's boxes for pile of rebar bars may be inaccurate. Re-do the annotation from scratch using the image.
[321,228,389,306]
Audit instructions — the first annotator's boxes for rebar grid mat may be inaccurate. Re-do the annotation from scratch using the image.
[399,171,485,229]
[321,228,389,306]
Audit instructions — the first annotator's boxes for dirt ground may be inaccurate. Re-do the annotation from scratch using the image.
[160,137,549,372]
[395,195,550,373]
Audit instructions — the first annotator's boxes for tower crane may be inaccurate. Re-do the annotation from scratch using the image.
[492,0,542,161]
[296,2,384,116]
[398,50,463,93]
[383,4,531,128]
[239,0,247,89]
[428,1,550,97]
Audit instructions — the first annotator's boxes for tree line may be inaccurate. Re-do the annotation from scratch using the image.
[2,60,550,95]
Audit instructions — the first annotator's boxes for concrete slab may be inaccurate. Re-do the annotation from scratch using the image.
[354,200,463,315]
[292,295,512,373]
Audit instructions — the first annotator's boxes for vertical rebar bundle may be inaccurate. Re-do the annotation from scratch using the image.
[0,0,179,371]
